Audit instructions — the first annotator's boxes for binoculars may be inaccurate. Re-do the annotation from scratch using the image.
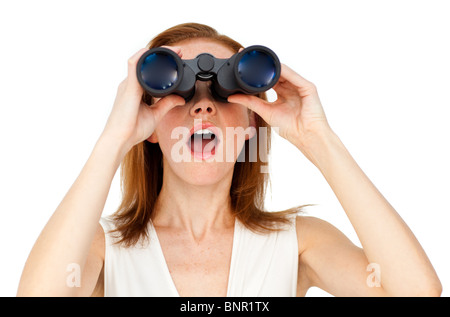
[136,45,281,103]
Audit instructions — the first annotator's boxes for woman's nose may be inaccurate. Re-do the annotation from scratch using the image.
[189,82,217,117]
[190,101,216,116]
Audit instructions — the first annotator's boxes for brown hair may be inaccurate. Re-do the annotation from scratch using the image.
[111,23,303,246]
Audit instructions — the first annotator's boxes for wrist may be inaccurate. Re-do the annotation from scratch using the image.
[294,126,346,169]
[96,132,130,168]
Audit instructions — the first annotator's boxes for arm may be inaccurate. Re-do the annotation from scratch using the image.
[228,65,442,296]
[297,125,441,296]
[17,134,122,296]
[17,48,185,296]
[296,215,385,296]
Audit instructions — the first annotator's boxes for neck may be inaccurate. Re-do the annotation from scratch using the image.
[152,164,235,240]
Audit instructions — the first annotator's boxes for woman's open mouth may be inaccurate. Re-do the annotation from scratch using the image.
[186,123,221,160]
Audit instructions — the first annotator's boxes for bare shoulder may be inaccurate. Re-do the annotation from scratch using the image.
[295,215,353,255]
[294,215,384,296]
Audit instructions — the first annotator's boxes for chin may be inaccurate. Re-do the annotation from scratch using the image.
[174,161,235,187]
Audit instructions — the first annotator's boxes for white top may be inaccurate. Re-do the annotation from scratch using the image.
[99,216,298,296]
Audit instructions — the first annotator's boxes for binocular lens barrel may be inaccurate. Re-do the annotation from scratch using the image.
[237,50,277,89]
[139,52,180,91]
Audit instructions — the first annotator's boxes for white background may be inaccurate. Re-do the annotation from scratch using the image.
[0,0,449,297]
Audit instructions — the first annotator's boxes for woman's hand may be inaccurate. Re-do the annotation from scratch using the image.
[228,64,331,162]
[101,47,186,155]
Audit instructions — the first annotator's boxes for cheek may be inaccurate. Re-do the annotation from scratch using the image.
[221,127,251,162]
[156,128,190,164]
[224,104,251,127]
[220,109,255,161]
[154,112,188,158]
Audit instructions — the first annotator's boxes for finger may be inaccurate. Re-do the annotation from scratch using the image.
[126,48,148,92]
[127,48,148,76]
[149,94,186,123]
[161,45,183,58]
[128,47,149,64]
[279,64,317,95]
[228,94,271,120]
[272,79,296,98]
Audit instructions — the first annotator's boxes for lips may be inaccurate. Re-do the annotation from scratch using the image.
[187,122,221,160]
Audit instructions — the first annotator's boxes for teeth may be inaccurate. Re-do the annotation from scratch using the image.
[194,129,214,135]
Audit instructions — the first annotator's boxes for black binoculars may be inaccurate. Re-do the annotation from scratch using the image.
[136,45,281,103]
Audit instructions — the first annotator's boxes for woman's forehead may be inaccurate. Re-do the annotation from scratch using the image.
[173,38,236,60]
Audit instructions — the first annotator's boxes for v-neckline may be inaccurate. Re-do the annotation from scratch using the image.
[149,218,239,297]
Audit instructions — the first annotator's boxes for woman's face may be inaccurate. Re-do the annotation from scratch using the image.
[149,38,256,186]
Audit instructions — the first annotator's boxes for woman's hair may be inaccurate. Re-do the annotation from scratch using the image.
[111,23,303,246]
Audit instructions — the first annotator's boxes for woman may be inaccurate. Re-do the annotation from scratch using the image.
[17,23,441,297]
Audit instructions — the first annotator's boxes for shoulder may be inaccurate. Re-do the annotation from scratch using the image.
[295,215,370,295]
[295,215,354,255]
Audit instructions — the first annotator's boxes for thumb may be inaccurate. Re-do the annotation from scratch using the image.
[228,94,271,121]
[149,94,186,124]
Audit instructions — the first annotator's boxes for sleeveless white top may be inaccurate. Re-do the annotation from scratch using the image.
[99,216,298,296]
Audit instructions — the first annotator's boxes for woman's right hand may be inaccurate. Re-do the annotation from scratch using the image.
[101,47,186,155]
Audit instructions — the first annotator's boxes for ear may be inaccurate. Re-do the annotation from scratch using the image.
[147,132,158,143]
[245,110,257,140]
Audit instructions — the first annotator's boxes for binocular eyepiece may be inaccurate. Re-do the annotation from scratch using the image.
[136,45,281,103]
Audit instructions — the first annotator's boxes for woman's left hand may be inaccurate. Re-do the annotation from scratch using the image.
[228,64,331,159]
